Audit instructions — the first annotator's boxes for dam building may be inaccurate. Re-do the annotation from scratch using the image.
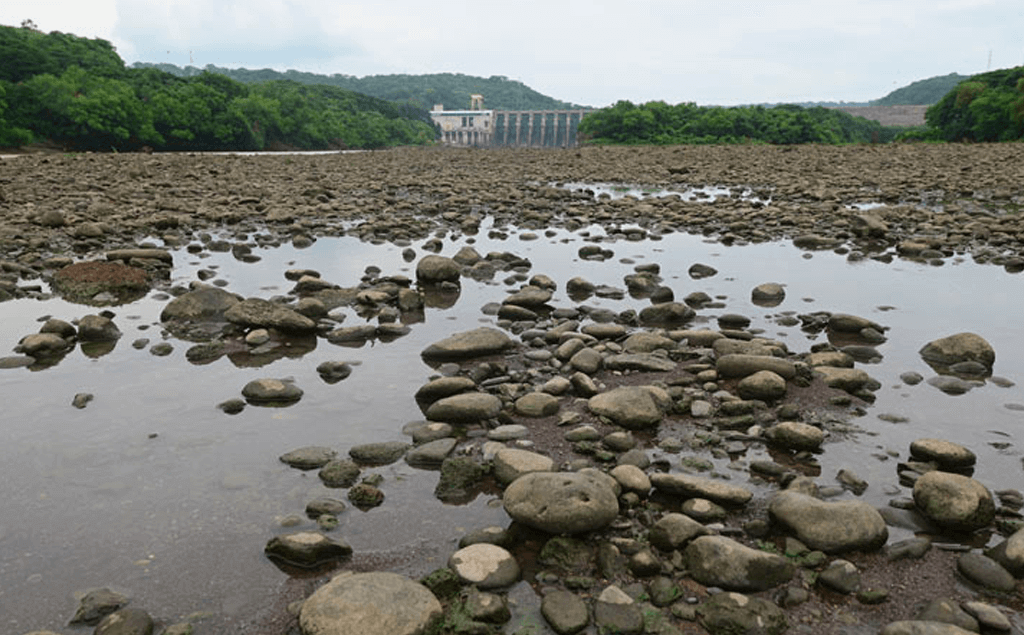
[430,94,588,148]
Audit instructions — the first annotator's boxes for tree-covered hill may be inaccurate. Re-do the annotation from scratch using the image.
[923,66,1024,141]
[0,24,436,151]
[577,100,903,145]
[873,72,971,106]
[132,63,584,111]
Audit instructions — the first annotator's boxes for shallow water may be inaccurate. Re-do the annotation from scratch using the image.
[1,216,1023,632]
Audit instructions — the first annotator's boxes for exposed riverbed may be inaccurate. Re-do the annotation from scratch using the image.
[1,146,1023,634]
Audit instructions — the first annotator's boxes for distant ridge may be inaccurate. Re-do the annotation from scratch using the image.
[873,72,971,106]
[131,63,585,112]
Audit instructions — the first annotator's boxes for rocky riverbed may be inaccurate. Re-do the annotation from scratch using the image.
[1,145,1023,635]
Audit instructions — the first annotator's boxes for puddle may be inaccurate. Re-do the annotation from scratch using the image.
[2,219,1023,632]
[557,181,772,205]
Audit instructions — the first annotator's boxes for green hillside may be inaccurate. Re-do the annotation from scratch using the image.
[0,23,435,151]
[873,72,972,106]
[133,63,584,111]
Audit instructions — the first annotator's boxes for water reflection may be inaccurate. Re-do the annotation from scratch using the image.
[1,218,1023,632]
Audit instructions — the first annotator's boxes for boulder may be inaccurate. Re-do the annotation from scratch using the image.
[768,491,888,553]
[503,285,552,308]
[909,438,976,470]
[588,385,670,429]
[493,448,555,484]
[684,535,795,592]
[638,302,695,326]
[541,590,589,635]
[280,446,337,470]
[77,314,121,341]
[956,552,1016,592]
[421,327,514,361]
[603,353,676,372]
[737,370,787,401]
[816,366,874,393]
[426,392,502,423]
[648,513,710,551]
[160,287,240,323]
[416,255,460,284]
[764,422,825,452]
[503,471,619,534]
[514,392,560,417]
[264,531,352,568]
[697,592,787,635]
[242,378,303,405]
[224,298,317,333]
[751,283,785,306]
[93,608,154,635]
[985,526,1024,576]
[650,473,753,507]
[919,332,995,370]
[716,354,796,379]
[299,571,442,635]
[913,471,995,532]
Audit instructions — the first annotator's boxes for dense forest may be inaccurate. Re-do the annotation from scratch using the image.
[922,66,1024,141]
[0,24,436,151]
[577,101,905,145]
[133,63,582,112]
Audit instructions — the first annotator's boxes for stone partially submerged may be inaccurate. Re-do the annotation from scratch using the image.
[919,332,995,371]
[421,327,514,362]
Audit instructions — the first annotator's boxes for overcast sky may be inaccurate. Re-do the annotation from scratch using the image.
[2,1,1022,107]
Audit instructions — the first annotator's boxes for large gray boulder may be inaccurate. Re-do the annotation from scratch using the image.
[588,385,670,429]
[913,471,995,532]
[416,255,460,284]
[299,571,442,635]
[160,286,240,323]
[768,491,888,553]
[503,471,619,534]
[224,297,317,333]
[919,332,995,370]
[78,314,121,341]
[421,327,514,361]
[684,536,795,592]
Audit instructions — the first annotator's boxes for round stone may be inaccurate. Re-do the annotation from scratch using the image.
[913,471,995,532]
[909,438,976,470]
[299,572,442,635]
[242,378,303,405]
[448,543,520,589]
